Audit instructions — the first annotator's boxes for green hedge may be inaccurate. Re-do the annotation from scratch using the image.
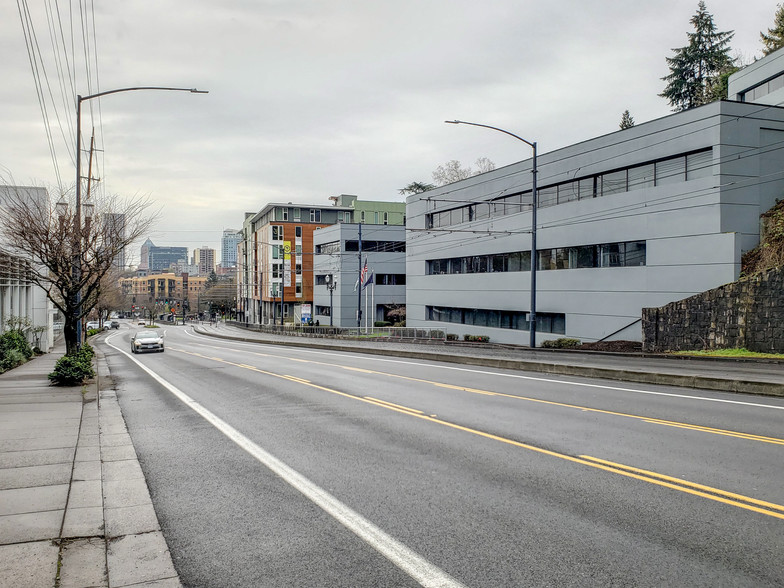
[541,338,581,349]
[0,330,33,372]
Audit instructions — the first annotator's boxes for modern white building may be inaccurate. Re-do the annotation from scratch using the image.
[0,186,56,351]
[313,224,406,327]
[729,45,784,106]
[405,99,784,345]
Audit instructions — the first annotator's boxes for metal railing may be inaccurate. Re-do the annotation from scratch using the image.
[226,321,447,342]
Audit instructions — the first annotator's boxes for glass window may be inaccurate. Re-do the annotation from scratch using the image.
[295,226,302,237]
[599,243,622,267]
[295,244,302,254]
[450,208,463,226]
[504,193,523,214]
[627,164,655,191]
[272,245,279,259]
[492,254,508,273]
[656,156,685,185]
[623,241,646,266]
[537,249,556,270]
[576,245,596,268]
[374,212,379,224]
[601,169,627,196]
[360,211,366,223]
[310,209,321,222]
[579,178,595,199]
[538,186,557,207]
[383,212,389,225]
[508,252,523,272]
[474,203,490,221]
[449,258,463,274]
[293,208,301,220]
[558,182,578,204]
[295,264,302,275]
[686,150,712,180]
[555,248,570,269]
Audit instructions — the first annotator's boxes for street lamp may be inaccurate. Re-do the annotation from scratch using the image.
[73,86,207,346]
[445,119,538,348]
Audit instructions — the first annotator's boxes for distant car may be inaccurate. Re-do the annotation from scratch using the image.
[138,321,146,326]
[130,330,164,353]
[110,320,120,329]
[86,321,100,331]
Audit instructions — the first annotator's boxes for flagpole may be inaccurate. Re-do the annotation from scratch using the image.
[356,223,362,329]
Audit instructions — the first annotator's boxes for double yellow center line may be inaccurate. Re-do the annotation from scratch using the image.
[169,346,784,520]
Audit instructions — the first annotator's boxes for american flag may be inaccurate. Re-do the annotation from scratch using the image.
[359,258,368,286]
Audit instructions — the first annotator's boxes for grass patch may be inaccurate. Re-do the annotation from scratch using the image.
[670,348,784,359]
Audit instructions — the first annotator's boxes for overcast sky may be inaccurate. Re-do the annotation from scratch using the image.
[1,1,775,262]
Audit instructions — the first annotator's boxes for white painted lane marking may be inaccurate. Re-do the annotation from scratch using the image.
[180,328,784,411]
[106,333,466,588]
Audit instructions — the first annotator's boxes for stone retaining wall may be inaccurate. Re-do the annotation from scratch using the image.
[642,266,784,352]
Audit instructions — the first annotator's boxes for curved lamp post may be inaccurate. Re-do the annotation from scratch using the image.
[444,119,538,348]
[73,86,208,346]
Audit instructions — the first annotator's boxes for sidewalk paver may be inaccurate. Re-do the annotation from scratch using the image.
[0,340,180,587]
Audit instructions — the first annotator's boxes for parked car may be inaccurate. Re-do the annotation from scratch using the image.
[130,330,164,353]
[110,320,120,329]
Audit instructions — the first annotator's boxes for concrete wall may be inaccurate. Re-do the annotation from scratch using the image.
[642,266,784,353]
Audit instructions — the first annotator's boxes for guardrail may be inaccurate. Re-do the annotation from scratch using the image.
[225,321,447,342]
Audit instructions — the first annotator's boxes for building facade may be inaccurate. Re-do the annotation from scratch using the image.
[405,100,784,345]
[238,196,406,325]
[313,224,406,327]
[148,246,188,273]
[729,45,784,106]
[221,229,242,268]
[119,272,207,314]
[193,246,216,275]
[0,186,56,351]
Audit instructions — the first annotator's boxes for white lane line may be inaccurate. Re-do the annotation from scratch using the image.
[181,329,784,411]
[106,333,466,588]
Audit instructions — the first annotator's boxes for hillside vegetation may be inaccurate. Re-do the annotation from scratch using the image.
[741,199,784,276]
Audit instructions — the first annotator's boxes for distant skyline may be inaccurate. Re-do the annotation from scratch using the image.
[1,1,774,259]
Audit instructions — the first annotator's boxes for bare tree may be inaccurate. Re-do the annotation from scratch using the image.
[93,269,127,325]
[0,185,158,355]
[432,158,496,186]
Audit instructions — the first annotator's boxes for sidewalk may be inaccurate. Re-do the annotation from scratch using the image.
[0,342,179,587]
[195,322,784,397]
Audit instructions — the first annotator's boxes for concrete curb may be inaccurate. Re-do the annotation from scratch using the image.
[192,327,784,398]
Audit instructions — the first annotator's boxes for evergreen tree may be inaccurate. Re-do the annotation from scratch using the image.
[660,1,734,111]
[619,110,635,129]
[761,4,784,56]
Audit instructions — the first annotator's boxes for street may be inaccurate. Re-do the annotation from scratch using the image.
[101,325,784,587]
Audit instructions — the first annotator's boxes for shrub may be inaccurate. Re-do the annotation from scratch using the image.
[462,334,490,343]
[0,330,33,372]
[374,321,392,327]
[446,333,459,341]
[87,328,101,337]
[541,338,581,349]
[48,345,95,386]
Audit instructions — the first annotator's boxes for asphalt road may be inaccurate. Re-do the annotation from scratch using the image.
[101,323,784,587]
